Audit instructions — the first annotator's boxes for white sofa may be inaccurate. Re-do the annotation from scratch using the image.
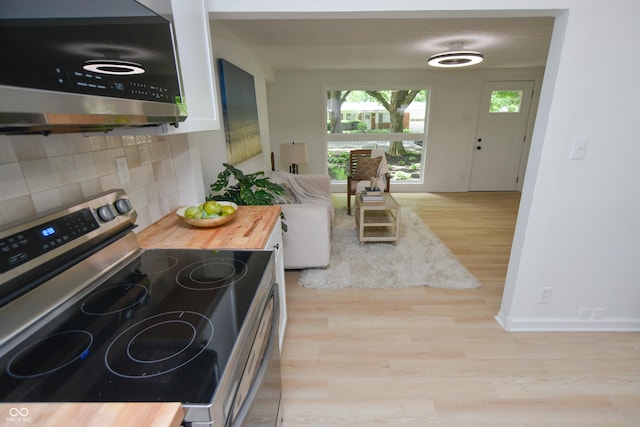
[270,173,333,269]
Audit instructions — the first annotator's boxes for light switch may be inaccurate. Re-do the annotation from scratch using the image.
[570,137,588,160]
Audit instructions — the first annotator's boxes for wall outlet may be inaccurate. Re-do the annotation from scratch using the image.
[592,308,605,319]
[115,156,130,185]
[578,308,592,319]
[538,287,552,304]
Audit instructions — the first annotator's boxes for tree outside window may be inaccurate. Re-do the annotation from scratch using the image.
[489,90,523,113]
[326,89,429,183]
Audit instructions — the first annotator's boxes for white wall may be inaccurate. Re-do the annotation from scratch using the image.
[497,3,640,330]
[211,0,640,331]
[267,68,544,192]
[192,23,277,195]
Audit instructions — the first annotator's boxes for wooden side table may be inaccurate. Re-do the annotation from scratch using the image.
[354,193,401,245]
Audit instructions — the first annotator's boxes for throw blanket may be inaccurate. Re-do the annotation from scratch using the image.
[268,171,335,222]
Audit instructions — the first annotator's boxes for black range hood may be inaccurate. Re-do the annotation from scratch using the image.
[0,0,187,135]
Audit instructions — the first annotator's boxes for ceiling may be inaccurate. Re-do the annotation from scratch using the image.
[211,17,555,71]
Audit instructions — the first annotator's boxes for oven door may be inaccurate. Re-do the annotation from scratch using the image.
[228,284,282,427]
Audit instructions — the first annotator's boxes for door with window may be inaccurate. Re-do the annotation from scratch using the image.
[470,81,534,191]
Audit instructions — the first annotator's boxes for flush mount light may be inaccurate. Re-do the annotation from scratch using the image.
[83,60,145,75]
[428,42,484,68]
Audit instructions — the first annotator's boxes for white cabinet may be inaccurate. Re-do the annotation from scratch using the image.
[265,217,287,352]
[169,0,220,134]
[140,0,220,134]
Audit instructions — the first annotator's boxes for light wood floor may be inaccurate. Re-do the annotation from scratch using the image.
[280,192,640,427]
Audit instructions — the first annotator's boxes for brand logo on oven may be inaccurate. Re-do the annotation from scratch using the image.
[5,407,31,423]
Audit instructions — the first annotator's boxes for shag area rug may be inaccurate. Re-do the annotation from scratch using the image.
[299,208,481,290]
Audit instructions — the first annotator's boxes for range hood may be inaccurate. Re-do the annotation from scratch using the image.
[0,0,187,135]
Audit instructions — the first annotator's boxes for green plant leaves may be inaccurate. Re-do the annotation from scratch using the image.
[207,163,288,231]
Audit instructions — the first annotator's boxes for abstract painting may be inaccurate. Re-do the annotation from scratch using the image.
[217,59,262,165]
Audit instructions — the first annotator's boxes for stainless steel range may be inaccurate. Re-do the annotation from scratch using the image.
[0,190,282,426]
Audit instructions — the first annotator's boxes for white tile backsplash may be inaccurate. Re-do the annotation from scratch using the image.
[0,136,17,164]
[49,155,79,185]
[58,183,84,205]
[32,188,62,213]
[65,133,92,154]
[22,159,55,193]
[43,136,74,157]
[0,162,29,200]
[0,194,35,226]
[12,135,47,161]
[0,132,186,230]
[79,177,103,196]
[73,152,99,179]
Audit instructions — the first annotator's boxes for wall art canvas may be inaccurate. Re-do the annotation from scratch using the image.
[217,59,262,165]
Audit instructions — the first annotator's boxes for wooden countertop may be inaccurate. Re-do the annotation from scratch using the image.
[0,403,182,427]
[137,205,281,250]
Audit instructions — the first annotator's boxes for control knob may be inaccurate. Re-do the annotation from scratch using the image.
[114,198,133,214]
[96,204,117,222]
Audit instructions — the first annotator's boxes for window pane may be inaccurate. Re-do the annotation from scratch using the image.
[489,90,522,113]
[326,89,428,184]
[327,90,427,134]
[327,140,424,182]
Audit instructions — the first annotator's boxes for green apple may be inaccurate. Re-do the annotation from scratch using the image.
[203,201,222,215]
[184,206,200,218]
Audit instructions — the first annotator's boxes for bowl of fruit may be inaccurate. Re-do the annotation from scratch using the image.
[176,201,238,227]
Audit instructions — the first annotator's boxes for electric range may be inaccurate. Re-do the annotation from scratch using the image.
[0,190,281,426]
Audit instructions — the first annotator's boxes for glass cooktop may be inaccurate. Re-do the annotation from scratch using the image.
[0,248,273,404]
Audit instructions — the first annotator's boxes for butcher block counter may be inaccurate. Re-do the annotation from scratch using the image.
[137,205,281,250]
[0,402,182,427]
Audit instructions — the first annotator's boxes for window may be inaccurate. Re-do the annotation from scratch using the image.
[489,90,523,113]
[326,89,429,183]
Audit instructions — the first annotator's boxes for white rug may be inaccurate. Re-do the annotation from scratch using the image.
[299,208,481,290]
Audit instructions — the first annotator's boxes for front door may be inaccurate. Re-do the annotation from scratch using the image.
[470,81,534,191]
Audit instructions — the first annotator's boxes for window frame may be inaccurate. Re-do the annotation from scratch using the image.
[323,87,430,185]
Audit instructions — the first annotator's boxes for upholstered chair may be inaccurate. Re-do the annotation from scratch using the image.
[346,149,391,214]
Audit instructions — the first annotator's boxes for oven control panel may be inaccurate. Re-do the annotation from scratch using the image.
[0,190,136,284]
[0,208,100,274]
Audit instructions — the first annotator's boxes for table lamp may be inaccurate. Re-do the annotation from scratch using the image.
[280,141,308,174]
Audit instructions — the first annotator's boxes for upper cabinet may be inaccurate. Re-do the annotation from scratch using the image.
[139,0,221,134]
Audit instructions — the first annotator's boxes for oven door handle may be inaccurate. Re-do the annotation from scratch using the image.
[230,285,280,427]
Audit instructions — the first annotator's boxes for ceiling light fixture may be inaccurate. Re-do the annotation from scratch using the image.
[428,42,484,68]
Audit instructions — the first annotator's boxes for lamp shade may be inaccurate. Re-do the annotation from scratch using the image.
[280,142,308,165]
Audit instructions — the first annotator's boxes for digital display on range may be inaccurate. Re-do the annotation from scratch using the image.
[40,226,56,238]
[0,208,100,274]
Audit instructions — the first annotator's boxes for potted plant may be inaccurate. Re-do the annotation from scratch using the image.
[207,163,288,231]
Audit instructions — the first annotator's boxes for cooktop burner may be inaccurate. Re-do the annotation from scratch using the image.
[105,310,214,379]
[131,254,179,275]
[0,248,273,404]
[176,257,248,291]
[81,284,149,315]
[7,330,93,379]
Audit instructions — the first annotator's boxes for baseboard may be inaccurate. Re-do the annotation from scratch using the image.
[495,312,640,331]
